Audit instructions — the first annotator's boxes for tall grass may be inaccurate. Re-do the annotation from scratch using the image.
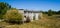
[0,14,60,28]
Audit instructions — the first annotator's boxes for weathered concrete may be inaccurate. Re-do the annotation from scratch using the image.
[18,9,42,21]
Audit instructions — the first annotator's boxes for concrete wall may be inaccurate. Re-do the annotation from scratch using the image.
[18,10,42,22]
[24,12,34,21]
[24,12,40,21]
[34,13,39,20]
[18,10,24,14]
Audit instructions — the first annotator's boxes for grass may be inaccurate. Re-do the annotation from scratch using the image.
[0,14,60,28]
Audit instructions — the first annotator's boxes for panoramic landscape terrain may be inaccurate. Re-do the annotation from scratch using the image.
[0,14,60,28]
[0,0,60,28]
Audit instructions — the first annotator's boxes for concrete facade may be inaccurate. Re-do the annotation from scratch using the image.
[18,9,42,21]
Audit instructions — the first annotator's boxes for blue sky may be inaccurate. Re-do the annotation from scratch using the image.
[0,0,60,11]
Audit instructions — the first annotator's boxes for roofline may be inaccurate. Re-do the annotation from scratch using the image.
[18,9,42,13]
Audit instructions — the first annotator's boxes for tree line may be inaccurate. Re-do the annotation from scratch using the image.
[42,9,60,16]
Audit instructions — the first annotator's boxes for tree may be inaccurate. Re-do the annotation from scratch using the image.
[42,11,48,14]
[48,9,53,16]
[3,9,23,24]
[0,2,11,19]
[57,10,60,14]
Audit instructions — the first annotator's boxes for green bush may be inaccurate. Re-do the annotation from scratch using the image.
[3,9,23,24]
[48,9,53,16]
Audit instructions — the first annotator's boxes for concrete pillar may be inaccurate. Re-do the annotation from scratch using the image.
[28,13,33,21]
[31,13,34,21]
[35,13,39,20]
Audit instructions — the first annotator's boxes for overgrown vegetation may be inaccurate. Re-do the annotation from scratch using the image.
[48,9,53,16]
[0,2,60,28]
[0,2,24,24]
[42,9,60,16]
[3,9,23,24]
[0,14,60,28]
[0,2,11,19]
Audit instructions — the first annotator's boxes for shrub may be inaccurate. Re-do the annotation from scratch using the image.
[3,9,23,24]
[48,9,53,16]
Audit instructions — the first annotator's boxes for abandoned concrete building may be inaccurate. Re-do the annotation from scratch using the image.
[18,9,42,22]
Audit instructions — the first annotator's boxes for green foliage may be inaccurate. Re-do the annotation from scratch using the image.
[0,2,11,19]
[42,9,60,15]
[48,9,53,16]
[57,10,60,14]
[42,11,48,14]
[3,9,23,24]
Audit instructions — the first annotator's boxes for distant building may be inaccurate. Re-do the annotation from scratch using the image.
[18,9,42,22]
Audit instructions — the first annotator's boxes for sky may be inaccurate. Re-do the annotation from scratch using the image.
[0,0,60,11]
